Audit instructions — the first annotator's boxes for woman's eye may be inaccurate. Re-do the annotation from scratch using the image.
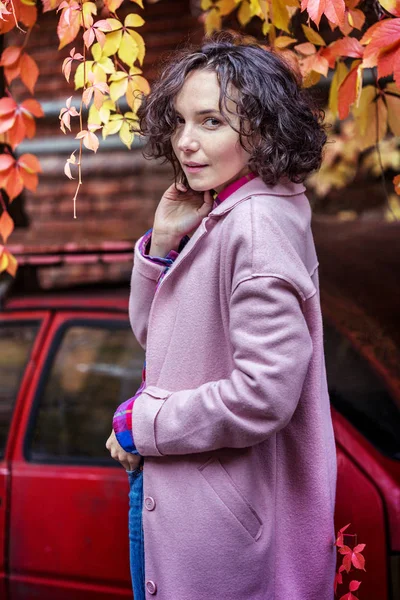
[204,118,221,127]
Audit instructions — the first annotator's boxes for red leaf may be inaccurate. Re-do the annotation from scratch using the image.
[338,60,362,119]
[349,580,362,592]
[330,37,364,59]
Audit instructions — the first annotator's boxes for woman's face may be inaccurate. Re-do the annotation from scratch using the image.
[171,69,252,194]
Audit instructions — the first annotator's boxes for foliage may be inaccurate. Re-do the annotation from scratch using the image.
[0,0,400,277]
[334,523,367,599]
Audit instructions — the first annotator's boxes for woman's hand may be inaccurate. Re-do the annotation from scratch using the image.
[152,182,214,246]
[106,430,142,471]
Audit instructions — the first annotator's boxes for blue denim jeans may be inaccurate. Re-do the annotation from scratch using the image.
[127,467,145,600]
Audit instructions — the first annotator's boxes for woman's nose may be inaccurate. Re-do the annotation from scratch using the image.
[176,127,200,152]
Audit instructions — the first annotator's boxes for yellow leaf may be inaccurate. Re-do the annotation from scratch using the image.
[118,31,139,67]
[129,30,145,65]
[377,0,400,15]
[130,0,144,7]
[262,20,271,35]
[355,92,388,151]
[125,13,145,27]
[201,0,213,9]
[303,70,322,87]
[205,7,221,32]
[102,117,123,138]
[0,248,8,274]
[385,194,400,221]
[329,61,348,117]
[237,1,252,26]
[82,1,97,27]
[384,83,400,136]
[249,0,262,17]
[105,18,123,32]
[97,56,115,75]
[130,74,150,94]
[74,61,94,89]
[110,77,128,102]
[102,30,123,57]
[353,85,376,137]
[301,24,326,46]
[270,0,291,33]
[120,120,135,149]
[274,35,297,49]
[217,0,236,14]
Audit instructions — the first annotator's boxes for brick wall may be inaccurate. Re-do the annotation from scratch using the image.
[5,0,203,289]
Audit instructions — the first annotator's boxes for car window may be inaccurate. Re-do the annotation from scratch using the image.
[26,320,145,464]
[324,321,400,460]
[0,321,39,459]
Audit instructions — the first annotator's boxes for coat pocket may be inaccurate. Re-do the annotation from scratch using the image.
[198,457,263,541]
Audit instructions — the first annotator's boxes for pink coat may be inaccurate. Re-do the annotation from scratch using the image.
[130,175,337,600]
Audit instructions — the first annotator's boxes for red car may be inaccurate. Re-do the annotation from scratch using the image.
[0,221,399,599]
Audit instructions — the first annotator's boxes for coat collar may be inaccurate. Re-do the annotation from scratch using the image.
[209,175,306,217]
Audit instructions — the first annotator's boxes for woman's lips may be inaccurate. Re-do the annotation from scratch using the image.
[185,164,208,173]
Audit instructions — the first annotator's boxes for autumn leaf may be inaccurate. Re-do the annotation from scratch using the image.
[0,209,14,243]
[302,23,326,45]
[337,58,362,119]
[99,15,145,67]
[353,85,387,150]
[64,150,77,179]
[102,111,138,148]
[0,152,41,200]
[83,19,112,50]
[339,544,366,573]
[384,82,400,135]
[75,124,102,152]
[0,97,43,149]
[361,18,400,85]
[82,71,109,110]
[339,580,362,600]
[300,0,346,28]
[0,46,39,94]
[0,245,17,277]
[62,47,84,83]
[59,96,79,133]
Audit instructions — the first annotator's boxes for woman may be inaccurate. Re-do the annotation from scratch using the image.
[106,31,337,600]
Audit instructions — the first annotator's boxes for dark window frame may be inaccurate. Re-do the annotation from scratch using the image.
[0,319,40,459]
[24,317,142,467]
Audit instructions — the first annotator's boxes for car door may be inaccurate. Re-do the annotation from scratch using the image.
[8,311,145,600]
[0,311,52,600]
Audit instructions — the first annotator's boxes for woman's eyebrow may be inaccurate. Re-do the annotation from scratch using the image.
[175,109,221,116]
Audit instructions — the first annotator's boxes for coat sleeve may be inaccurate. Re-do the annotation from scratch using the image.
[129,229,191,349]
[131,274,314,456]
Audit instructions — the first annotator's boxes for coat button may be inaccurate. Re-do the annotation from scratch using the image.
[144,496,156,511]
[146,580,157,594]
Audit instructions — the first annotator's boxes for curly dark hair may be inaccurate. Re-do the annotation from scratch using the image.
[136,30,327,186]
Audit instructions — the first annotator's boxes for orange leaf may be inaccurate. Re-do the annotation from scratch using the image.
[18,153,42,174]
[0,97,17,117]
[0,154,15,172]
[301,0,346,28]
[0,46,22,67]
[0,210,14,243]
[19,53,39,95]
[20,99,44,118]
[5,169,24,201]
